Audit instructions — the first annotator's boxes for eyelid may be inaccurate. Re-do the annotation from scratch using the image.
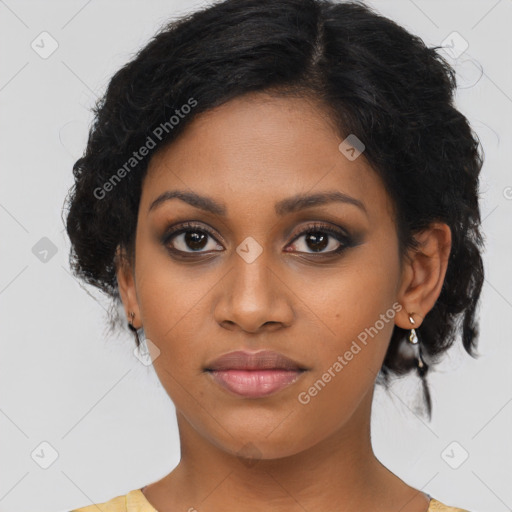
[162,220,352,255]
[289,221,350,242]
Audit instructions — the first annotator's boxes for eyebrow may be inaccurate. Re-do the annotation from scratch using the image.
[148,189,367,217]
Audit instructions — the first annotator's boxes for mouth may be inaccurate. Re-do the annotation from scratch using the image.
[204,350,309,398]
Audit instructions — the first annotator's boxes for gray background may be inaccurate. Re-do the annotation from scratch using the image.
[0,0,511,511]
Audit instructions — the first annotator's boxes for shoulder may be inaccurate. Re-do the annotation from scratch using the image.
[70,489,156,512]
[429,497,471,512]
[70,493,126,512]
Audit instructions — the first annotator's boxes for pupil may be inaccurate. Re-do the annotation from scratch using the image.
[307,232,328,252]
[185,231,207,250]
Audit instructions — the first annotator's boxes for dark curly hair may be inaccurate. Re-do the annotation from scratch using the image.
[63,0,484,419]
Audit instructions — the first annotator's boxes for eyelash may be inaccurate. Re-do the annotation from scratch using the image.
[161,221,353,258]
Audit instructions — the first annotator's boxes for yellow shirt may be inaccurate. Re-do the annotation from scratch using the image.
[70,489,470,511]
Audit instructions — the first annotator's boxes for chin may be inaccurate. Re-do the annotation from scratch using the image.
[209,425,317,463]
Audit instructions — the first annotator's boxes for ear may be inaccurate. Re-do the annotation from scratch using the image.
[395,222,452,328]
[115,245,141,328]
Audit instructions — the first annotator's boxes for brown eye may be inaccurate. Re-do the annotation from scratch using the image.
[301,232,330,252]
[163,223,223,254]
[288,222,353,255]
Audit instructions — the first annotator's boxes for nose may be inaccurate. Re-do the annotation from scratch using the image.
[213,253,295,334]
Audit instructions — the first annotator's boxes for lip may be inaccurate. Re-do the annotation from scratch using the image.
[204,350,309,398]
[207,369,306,398]
[204,349,308,371]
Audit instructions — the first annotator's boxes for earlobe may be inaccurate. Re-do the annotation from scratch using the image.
[115,245,141,327]
[396,222,452,329]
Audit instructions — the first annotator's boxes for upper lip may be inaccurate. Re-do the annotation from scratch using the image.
[204,350,308,371]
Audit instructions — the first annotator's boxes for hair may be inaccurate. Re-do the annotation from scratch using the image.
[63,0,484,419]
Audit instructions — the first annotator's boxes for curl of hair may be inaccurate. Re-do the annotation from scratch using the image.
[64,0,484,417]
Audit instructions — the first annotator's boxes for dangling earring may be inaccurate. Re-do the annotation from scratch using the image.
[127,311,157,366]
[128,311,143,349]
[408,313,425,371]
[407,312,432,419]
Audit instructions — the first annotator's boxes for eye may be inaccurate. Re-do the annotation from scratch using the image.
[287,222,352,255]
[162,221,353,258]
[162,222,223,254]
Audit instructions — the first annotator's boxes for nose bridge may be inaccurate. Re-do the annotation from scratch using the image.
[214,242,293,332]
[231,244,275,309]
[231,228,274,296]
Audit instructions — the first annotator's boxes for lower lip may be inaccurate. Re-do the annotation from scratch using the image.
[207,369,305,398]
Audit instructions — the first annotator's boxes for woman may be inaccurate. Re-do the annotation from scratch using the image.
[65,0,484,510]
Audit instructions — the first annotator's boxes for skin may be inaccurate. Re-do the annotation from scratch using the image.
[116,91,452,512]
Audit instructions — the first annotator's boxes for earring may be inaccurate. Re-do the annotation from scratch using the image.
[128,311,144,349]
[407,311,432,420]
[408,313,425,370]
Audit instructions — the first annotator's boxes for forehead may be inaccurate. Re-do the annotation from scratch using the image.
[141,92,393,222]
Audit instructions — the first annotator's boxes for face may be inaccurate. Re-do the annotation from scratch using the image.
[118,92,408,460]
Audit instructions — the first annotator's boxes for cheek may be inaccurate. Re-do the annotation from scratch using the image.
[287,255,400,444]
[299,235,401,387]
[137,273,215,371]
[133,237,216,370]
[299,234,400,346]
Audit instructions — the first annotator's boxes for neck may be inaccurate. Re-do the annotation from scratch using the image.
[143,387,429,512]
